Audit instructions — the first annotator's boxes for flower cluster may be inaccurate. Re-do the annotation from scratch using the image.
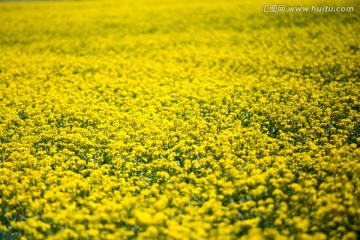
[0,0,359,239]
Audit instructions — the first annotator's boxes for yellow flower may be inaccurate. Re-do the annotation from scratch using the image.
[134,210,153,226]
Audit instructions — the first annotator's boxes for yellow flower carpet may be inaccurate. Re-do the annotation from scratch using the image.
[0,0,359,239]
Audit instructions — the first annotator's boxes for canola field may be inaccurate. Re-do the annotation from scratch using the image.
[0,0,359,239]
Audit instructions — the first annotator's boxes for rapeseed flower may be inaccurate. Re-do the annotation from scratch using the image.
[0,0,359,239]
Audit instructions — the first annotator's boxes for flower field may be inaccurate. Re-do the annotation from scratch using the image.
[0,0,359,239]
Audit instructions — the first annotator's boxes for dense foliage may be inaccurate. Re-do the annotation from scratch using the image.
[0,0,359,239]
